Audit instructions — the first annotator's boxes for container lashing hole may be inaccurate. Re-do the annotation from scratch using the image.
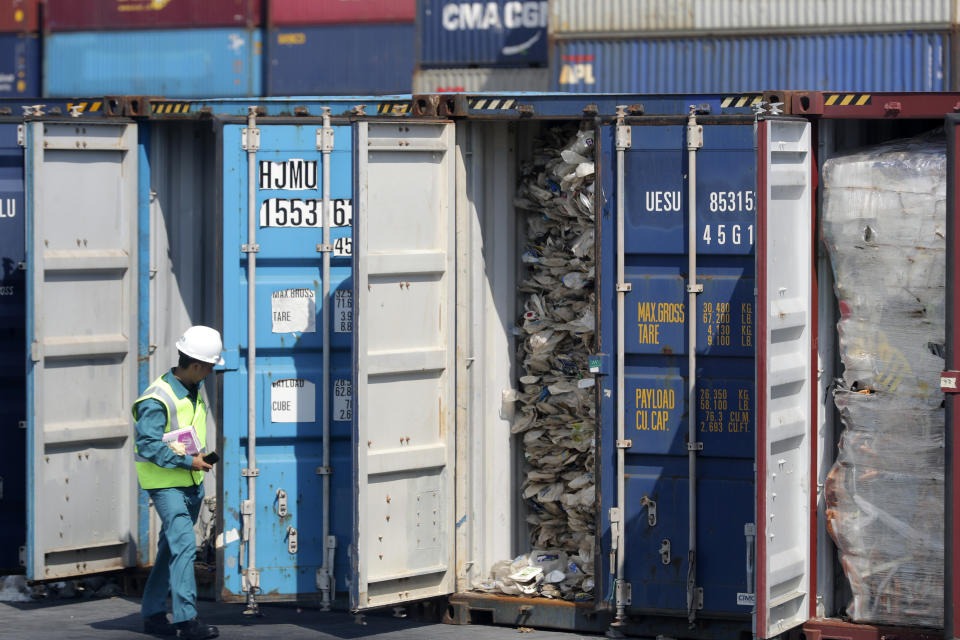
[800,96,811,112]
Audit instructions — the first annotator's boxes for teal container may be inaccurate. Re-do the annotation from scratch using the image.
[44,28,263,98]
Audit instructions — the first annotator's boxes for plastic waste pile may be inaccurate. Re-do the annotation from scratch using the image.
[475,125,597,601]
[822,132,945,628]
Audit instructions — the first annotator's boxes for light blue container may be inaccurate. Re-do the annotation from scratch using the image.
[44,28,263,98]
[552,31,950,93]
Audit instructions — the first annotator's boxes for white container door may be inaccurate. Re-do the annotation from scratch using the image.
[755,118,814,638]
[351,121,457,609]
[25,121,140,580]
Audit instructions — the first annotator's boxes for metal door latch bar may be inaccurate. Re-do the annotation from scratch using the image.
[241,243,260,253]
[615,283,632,292]
[241,468,259,477]
[241,127,260,151]
[276,489,288,517]
[615,439,633,449]
[686,283,703,293]
[687,442,703,451]
[316,243,333,253]
[315,465,332,475]
[286,526,298,554]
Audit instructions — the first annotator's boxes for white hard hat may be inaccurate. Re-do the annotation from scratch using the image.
[176,325,225,366]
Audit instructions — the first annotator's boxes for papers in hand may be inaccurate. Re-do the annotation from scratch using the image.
[163,426,201,456]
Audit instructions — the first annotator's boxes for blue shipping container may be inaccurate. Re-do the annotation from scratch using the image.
[0,121,25,570]
[553,31,950,92]
[267,25,414,96]
[419,0,548,67]
[221,124,355,599]
[44,28,263,98]
[0,35,38,98]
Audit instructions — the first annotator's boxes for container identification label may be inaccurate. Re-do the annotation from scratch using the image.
[259,159,317,190]
[271,288,316,333]
[259,198,352,228]
[333,379,352,421]
[334,290,352,333]
[0,197,15,221]
[271,378,316,423]
[737,592,755,606]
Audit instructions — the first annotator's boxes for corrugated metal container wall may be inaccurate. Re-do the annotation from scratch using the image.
[0,34,38,97]
[0,0,39,33]
[267,25,413,96]
[418,0,548,67]
[552,32,949,93]
[269,0,415,26]
[44,0,261,31]
[0,121,25,571]
[413,66,549,92]
[550,0,954,36]
[44,29,263,98]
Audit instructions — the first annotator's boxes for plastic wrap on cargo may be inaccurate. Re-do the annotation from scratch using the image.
[822,132,945,628]
[477,125,597,601]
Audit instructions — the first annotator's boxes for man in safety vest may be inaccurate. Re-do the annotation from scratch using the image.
[134,326,222,640]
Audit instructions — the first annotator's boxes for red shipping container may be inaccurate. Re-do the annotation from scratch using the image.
[269,0,415,26]
[0,0,39,33]
[45,0,262,31]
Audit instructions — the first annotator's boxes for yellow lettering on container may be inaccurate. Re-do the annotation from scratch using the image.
[278,33,307,45]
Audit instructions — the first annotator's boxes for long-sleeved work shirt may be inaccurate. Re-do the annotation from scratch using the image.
[134,369,202,472]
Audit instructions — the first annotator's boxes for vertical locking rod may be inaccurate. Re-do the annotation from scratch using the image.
[244,106,260,615]
[319,107,334,610]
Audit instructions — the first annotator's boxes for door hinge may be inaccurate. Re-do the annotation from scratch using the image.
[660,539,671,564]
[609,507,621,551]
[316,243,333,253]
[317,127,335,152]
[686,283,704,294]
[16,124,24,147]
[18,545,25,567]
[616,439,633,449]
[241,467,259,477]
[694,587,704,610]
[687,441,703,451]
[315,465,332,475]
[615,124,632,151]
[316,568,330,592]
[286,526,298,554]
[615,580,632,606]
[241,243,260,254]
[30,341,41,362]
[241,127,260,151]
[640,495,657,526]
[941,370,960,393]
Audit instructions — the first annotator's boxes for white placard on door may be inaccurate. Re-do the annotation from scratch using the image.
[271,288,316,333]
[271,378,316,423]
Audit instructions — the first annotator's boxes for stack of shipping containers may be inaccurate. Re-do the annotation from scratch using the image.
[413,0,550,94]
[0,0,38,98]
[550,0,958,93]
[266,0,415,96]
[43,0,262,98]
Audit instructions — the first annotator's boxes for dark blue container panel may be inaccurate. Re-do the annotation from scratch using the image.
[418,0,548,67]
[605,123,756,619]
[221,124,354,598]
[44,29,263,98]
[554,31,949,92]
[267,25,414,96]
[0,35,38,98]
[0,121,25,570]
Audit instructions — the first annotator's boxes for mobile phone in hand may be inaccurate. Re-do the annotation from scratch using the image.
[202,451,220,465]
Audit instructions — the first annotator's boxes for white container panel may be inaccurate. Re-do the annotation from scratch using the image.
[414,67,550,93]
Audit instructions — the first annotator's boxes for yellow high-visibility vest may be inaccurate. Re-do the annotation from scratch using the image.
[133,374,206,489]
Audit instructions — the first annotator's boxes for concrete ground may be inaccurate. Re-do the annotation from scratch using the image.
[0,597,603,640]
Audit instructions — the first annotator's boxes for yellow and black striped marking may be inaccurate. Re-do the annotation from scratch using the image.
[824,93,872,106]
[65,101,102,114]
[720,94,765,109]
[151,102,192,114]
[377,102,411,115]
[469,98,517,111]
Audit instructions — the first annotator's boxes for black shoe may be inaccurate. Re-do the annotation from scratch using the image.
[143,612,177,637]
[176,617,219,640]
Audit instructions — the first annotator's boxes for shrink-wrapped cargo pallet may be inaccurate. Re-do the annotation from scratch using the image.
[822,133,946,628]
[473,125,597,600]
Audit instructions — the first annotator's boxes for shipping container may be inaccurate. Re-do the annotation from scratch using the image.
[266,25,413,96]
[45,0,261,31]
[43,29,263,98]
[418,0,548,68]
[413,67,549,93]
[0,0,38,33]
[552,31,950,93]
[550,0,956,37]
[0,33,39,98]
[269,0,415,26]
[10,91,960,640]
[0,119,25,571]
